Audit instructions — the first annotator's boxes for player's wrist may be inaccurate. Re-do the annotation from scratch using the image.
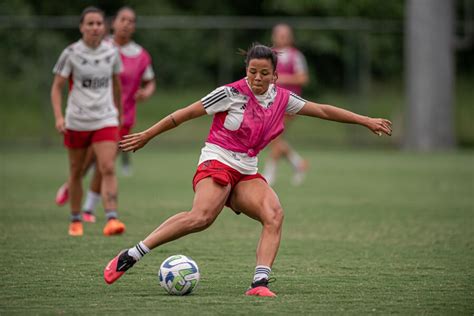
[143,130,154,141]
[359,115,371,127]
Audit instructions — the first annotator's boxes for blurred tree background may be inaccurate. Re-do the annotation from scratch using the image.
[0,0,408,89]
[0,0,472,147]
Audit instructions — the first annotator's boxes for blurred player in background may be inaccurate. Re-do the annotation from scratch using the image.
[55,6,156,224]
[51,7,126,236]
[103,44,392,296]
[263,23,310,186]
[111,6,156,176]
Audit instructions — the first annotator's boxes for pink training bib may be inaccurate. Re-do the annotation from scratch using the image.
[120,49,152,128]
[275,47,302,95]
[206,78,290,157]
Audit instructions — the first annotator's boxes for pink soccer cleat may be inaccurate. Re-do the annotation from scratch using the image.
[82,211,96,223]
[55,183,69,206]
[245,286,277,297]
[245,279,276,297]
[104,250,136,284]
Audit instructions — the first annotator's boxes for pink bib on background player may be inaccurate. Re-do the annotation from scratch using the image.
[275,47,302,95]
[120,49,152,128]
[206,78,290,157]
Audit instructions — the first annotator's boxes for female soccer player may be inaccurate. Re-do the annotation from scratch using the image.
[113,6,156,176]
[55,7,156,225]
[263,23,310,186]
[103,44,392,296]
[78,6,156,222]
[51,7,126,236]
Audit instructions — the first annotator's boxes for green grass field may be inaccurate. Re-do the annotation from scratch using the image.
[0,147,473,314]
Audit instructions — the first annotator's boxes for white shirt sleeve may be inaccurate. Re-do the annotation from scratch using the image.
[113,49,122,74]
[53,48,72,77]
[294,50,308,74]
[142,64,155,81]
[201,86,233,115]
[286,92,307,114]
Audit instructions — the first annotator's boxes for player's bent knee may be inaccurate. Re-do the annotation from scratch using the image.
[263,205,284,229]
[98,162,115,176]
[273,206,285,226]
[187,211,216,231]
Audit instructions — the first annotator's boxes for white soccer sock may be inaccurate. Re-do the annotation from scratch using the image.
[263,160,277,186]
[288,150,303,170]
[82,190,101,213]
[253,265,271,283]
[127,241,150,261]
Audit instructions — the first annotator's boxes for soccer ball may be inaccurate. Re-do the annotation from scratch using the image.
[158,255,200,295]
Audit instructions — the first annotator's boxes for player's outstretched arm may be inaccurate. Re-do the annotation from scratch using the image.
[119,100,206,152]
[297,101,392,136]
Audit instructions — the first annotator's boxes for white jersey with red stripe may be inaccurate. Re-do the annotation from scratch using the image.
[53,39,122,131]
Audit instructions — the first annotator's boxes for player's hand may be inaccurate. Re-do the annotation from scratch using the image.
[366,118,392,136]
[55,117,66,134]
[119,132,150,152]
[134,89,149,102]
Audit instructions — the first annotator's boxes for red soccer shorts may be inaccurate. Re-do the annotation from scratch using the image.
[119,125,132,140]
[64,126,119,149]
[192,160,266,207]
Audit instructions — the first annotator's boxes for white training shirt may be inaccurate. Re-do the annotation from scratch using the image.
[53,40,122,131]
[198,80,307,174]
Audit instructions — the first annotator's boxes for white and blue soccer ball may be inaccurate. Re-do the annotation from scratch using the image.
[158,255,200,295]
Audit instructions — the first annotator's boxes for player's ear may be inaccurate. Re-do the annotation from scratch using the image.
[273,71,278,83]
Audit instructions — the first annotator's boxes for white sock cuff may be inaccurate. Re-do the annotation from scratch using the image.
[253,265,271,282]
[255,265,271,272]
[128,241,150,261]
[82,190,101,212]
[138,241,150,253]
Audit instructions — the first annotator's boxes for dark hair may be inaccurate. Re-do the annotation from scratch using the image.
[241,43,278,70]
[80,6,105,24]
[115,6,136,21]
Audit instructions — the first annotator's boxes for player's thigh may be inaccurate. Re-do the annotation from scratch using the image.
[92,141,117,171]
[82,146,96,170]
[229,178,282,223]
[67,147,89,174]
[192,177,231,219]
